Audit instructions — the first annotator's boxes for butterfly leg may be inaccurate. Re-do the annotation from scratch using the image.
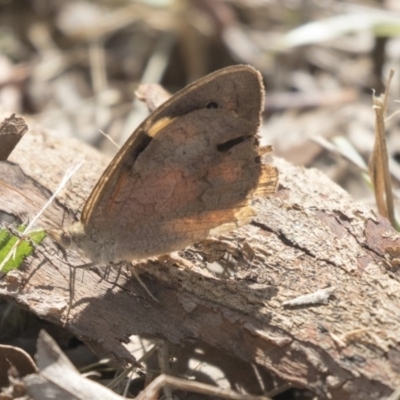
[129,263,159,303]
[64,262,94,325]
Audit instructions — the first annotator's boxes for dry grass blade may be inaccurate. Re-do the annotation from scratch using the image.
[368,68,396,228]
[312,135,368,172]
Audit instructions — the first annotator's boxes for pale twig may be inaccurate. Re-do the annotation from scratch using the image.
[282,286,336,307]
[134,374,273,400]
[387,387,400,400]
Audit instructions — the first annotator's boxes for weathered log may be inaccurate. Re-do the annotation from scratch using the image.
[1,121,400,400]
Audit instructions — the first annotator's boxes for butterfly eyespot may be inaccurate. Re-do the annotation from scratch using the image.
[205,101,219,109]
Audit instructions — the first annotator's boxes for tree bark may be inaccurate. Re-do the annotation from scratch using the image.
[1,120,400,400]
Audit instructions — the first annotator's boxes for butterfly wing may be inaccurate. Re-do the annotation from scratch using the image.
[81,65,278,261]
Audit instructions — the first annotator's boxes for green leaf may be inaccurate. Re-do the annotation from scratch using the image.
[0,227,46,273]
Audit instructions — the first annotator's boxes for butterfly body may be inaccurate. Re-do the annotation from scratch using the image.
[52,65,278,263]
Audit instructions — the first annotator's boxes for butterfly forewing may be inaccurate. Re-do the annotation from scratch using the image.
[80,65,278,260]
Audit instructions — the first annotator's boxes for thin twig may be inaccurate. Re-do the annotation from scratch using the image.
[369,68,396,228]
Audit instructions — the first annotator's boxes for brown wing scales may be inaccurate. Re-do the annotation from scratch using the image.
[75,65,278,261]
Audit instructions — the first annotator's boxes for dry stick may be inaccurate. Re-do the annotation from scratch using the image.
[369,68,396,228]
[123,348,157,397]
[387,387,400,400]
[157,341,173,400]
[134,374,273,400]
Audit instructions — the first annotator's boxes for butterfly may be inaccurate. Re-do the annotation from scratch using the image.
[50,65,278,263]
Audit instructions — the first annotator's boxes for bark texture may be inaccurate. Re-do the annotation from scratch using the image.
[1,124,400,400]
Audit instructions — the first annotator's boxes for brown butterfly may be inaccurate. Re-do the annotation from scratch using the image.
[51,65,278,263]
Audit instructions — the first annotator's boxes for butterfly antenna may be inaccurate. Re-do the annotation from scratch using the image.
[130,267,159,303]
